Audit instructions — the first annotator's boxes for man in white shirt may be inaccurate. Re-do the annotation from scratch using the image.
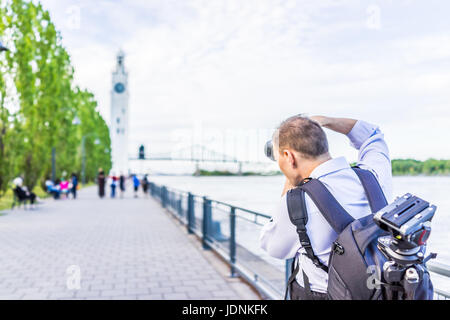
[260,115,393,299]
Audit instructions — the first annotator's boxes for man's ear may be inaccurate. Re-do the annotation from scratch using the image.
[283,149,296,168]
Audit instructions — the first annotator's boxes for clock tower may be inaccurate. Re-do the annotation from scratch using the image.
[110,50,129,174]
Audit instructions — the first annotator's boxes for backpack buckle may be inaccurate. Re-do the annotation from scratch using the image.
[333,242,345,255]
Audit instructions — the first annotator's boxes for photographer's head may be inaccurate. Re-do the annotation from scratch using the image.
[273,114,331,186]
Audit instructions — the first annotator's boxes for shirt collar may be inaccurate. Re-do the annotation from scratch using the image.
[309,156,350,179]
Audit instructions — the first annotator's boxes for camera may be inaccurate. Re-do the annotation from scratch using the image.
[264,140,275,161]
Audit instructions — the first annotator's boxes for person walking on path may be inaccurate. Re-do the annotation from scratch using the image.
[119,174,126,198]
[110,174,118,198]
[132,174,140,198]
[97,169,106,198]
[141,174,149,197]
[70,173,78,199]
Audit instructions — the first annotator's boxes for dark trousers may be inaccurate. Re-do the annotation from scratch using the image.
[290,280,328,300]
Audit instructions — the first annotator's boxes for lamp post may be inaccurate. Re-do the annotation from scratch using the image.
[81,135,100,185]
[72,116,101,185]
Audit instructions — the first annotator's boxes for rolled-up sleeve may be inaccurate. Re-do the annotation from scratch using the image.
[259,196,300,259]
[347,120,393,201]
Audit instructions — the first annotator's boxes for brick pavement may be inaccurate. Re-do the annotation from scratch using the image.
[0,186,256,300]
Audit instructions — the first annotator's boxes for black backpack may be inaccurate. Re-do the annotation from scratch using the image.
[286,167,434,300]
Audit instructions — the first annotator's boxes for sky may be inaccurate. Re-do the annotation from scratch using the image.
[38,0,450,162]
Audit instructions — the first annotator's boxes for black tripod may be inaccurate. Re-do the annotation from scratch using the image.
[378,235,436,300]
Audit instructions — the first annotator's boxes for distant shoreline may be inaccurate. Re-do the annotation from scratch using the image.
[195,158,450,177]
[194,170,450,177]
[195,170,281,177]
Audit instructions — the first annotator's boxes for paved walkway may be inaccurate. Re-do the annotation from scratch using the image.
[0,187,256,300]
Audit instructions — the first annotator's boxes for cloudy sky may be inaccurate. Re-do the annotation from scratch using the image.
[39,0,450,162]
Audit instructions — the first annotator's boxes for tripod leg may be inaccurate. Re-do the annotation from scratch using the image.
[403,267,420,300]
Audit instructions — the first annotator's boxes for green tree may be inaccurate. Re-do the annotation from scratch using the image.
[0,0,111,197]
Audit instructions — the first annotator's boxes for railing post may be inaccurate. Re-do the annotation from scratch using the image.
[285,258,294,300]
[187,193,194,234]
[230,206,237,277]
[177,197,182,219]
[161,186,167,208]
[149,182,154,196]
[202,196,211,250]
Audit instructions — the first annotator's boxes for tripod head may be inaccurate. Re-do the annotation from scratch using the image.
[374,193,436,266]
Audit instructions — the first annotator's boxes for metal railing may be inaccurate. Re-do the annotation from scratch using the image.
[150,182,286,299]
[149,182,450,300]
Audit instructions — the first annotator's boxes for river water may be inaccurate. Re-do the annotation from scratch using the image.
[149,175,450,266]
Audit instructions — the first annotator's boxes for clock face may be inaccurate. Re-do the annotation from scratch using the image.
[114,82,125,94]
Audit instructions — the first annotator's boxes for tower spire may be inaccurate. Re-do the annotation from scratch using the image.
[116,49,125,72]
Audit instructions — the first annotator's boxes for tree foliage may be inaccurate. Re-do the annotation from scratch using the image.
[0,0,111,196]
[392,159,450,176]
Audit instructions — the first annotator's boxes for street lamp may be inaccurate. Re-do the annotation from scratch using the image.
[50,116,81,183]
[72,116,101,185]
[81,134,101,185]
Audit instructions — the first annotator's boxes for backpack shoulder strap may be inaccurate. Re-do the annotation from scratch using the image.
[286,178,355,296]
[352,167,388,213]
[299,179,355,234]
[286,186,328,273]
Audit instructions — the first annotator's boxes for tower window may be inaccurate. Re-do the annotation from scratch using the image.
[117,117,120,124]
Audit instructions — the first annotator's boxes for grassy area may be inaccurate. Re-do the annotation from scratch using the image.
[0,186,48,213]
[0,190,15,213]
[0,183,95,213]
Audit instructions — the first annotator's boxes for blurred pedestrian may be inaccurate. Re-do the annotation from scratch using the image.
[45,178,61,199]
[119,173,126,198]
[132,174,140,198]
[98,168,106,198]
[110,173,118,198]
[71,173,78,199]
[60,178,70,199]
[142,174,149,197]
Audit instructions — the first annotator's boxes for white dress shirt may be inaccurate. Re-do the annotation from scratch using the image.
[259,120,393,293]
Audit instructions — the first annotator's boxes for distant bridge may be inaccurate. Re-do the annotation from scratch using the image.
[128,145,273,175]
[129,145,269,165]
